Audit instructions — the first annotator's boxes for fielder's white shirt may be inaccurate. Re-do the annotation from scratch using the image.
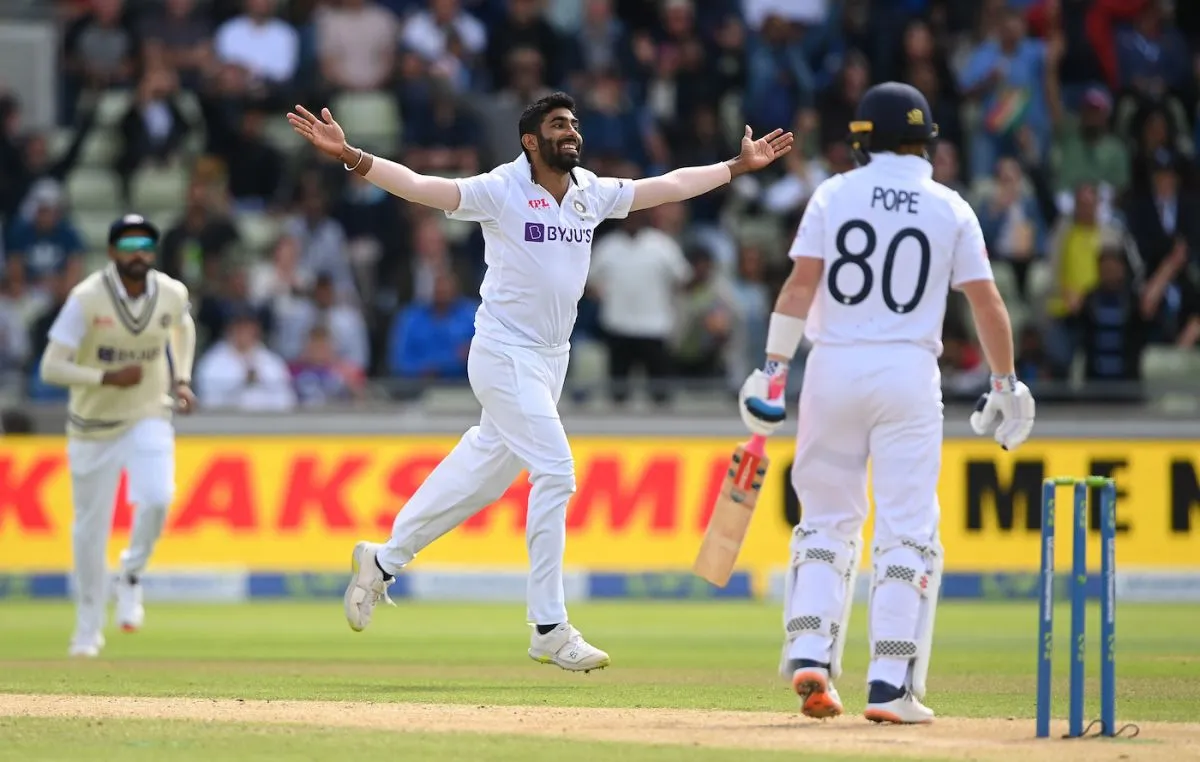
[446,154,635,348]
[789,153,993,356]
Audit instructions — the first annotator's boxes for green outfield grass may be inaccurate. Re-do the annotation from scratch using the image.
[1,600,1197,761]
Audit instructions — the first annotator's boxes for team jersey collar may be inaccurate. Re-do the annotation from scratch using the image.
[103,262,158,301]
[514,153,588,189]
[867,152,934,179]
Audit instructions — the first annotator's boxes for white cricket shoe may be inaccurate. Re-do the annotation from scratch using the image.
[528,623,610,672]
[68,632,105,658]
[790,665,844,719]
[115,576,145,632]
[864,682,935,724]
[343,541,395,632]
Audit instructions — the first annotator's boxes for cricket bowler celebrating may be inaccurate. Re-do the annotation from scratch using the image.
[738,83,1036,722]
[39,214,196,657]
[287,94,793,670]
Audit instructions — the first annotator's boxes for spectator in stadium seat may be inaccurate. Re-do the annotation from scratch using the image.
[225,103,286,211]
[394,214,476,307]
[3,184,84,296]
[931,141,968,196]
[0,97,98,222]
[402,87,481,176]
[315,0,400,92]
[280,187,358,305]
[214,0,300,87]
[139,0,215,91]
[817,51,870,154]
[273,271,370,372]
[487,0,565,89]
[160,179,242,290]
[744,13,814,138]
[1128,106,1191,192]
[727,241,773,390]
[588,210,690,405]
[400,0,487,77]
[1123,150,1200,337]
[760,147,828,226]
[195,306,297,411]
[565,0,635,89]
[61,0,137,102]
[670,104,731,223]
[976,157,1045,301]
[669,245,739,382]
[290,324,365,406]
[198,264,274,353]
[114,66,192,204]
[478,47,552,167]
[387,270,477,382]
[1016,324,1056,387]
[1115,2,1190,106]
[960,7,1051,182]
[575,69,655,175]
[0,274,30,379]
[642,0,723,136]
[1043,183,1139,369]
[1048,85,1129,198]
[1075,247,1150,390]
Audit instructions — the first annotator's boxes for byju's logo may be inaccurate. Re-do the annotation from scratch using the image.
[524,223,594,244]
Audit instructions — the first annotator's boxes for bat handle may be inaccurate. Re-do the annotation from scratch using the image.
[745,375,787,457]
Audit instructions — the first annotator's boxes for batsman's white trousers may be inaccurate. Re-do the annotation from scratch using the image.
[786,343,943,684]
[791,342,943,545]
[67,417,175,638]
[378,337,573,625]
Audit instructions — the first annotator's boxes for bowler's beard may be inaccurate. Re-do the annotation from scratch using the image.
[116,259,151,282]
[538,133,581,172]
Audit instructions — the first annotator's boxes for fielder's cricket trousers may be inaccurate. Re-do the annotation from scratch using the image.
[67,417,175,639]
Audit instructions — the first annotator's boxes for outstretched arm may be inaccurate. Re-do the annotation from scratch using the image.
[629,126,793,212]
[287,105,462,212]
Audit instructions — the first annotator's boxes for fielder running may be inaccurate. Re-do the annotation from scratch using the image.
[38,214,196,657]
[738,83,1036,722]
[287,93,792,670]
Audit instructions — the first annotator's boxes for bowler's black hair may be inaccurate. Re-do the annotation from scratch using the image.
[518,91,577,159]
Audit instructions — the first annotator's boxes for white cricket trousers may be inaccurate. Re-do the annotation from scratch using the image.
[787,343,943,685]
[378,337,573,625]
[67,417,175,638]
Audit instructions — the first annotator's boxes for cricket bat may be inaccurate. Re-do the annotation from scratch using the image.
[693,378,784,587]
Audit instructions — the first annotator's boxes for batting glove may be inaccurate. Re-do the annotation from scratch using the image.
[739,369,787,437]
[970,374,1036,451]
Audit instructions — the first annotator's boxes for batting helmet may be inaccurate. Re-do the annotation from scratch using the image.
[848,82,939,166]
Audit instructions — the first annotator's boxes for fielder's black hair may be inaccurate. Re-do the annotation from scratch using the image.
[518,92,577,159]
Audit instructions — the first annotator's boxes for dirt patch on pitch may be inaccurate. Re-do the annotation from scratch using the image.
[1,694,1196,761]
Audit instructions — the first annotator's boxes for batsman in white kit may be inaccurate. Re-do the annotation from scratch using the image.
[288,93,793,670]
[738,83,1037,721]
[38,214,196,657]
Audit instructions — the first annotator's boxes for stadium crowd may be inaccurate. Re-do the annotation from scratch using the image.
[1,0,1199,411]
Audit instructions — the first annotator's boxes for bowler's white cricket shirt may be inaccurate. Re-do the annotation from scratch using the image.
[446,154,635,348]
[789,153,993,355]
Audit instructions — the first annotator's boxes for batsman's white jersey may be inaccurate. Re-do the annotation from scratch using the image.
[780,153,994,699]
[789,153,993,354]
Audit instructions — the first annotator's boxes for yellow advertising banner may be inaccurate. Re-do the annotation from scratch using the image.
[1,436,1197,575]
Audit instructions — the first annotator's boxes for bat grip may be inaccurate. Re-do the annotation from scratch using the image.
[745,375,787,457]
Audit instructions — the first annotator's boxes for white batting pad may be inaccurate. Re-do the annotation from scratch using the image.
[779,525,861,679]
